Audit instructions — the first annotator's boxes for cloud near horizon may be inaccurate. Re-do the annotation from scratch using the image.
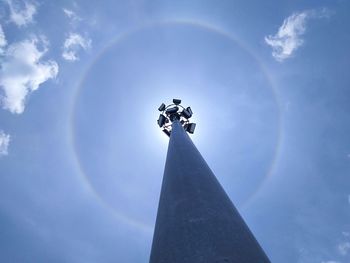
[62,33,91,61]
[265,9,330,62]
[0,131,10,156]
[0,37,58,114]
[5,0,37,27]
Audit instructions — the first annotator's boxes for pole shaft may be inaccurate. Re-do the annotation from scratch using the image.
[150,120,270,263]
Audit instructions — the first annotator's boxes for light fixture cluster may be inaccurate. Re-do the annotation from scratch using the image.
[157,99,196,137]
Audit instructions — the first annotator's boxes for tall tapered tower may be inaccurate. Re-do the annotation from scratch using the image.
[150,99,271,263]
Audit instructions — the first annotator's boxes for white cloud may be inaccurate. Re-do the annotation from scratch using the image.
[265,11,309,61]
[0,131,10,156]
[62,33,91,61]
[0,24,7,54]
[6,0,37,27]
[0,37,58,114]
[265,9,330,61]
[338,242,350,256]
[63,8,75,19]
[63,8,81,23]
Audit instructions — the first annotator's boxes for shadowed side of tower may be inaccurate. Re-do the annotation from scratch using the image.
[149,120,271,263]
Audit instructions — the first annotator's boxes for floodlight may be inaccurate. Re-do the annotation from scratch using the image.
[157,114,166,127]
[186,123,196,134]
[173,99,181,105]
[158,103,166,111]
[157,99,196,136]
[186,107,193,115]
[166,106,179,115]
[181,109,192,119]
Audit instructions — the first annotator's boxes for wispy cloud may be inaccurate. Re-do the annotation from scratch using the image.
[0,24,7,54]
[62,33,91,61]
[5,0,37,27]
[338,242,350,256]
[0,37,58,114]
[265,9,331,62]
[63,8,81,23]
[0,130,10,156]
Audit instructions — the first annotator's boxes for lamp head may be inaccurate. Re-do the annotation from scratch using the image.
[156,99,196,137]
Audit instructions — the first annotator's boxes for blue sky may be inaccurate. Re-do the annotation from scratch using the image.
[0,0,350,262]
